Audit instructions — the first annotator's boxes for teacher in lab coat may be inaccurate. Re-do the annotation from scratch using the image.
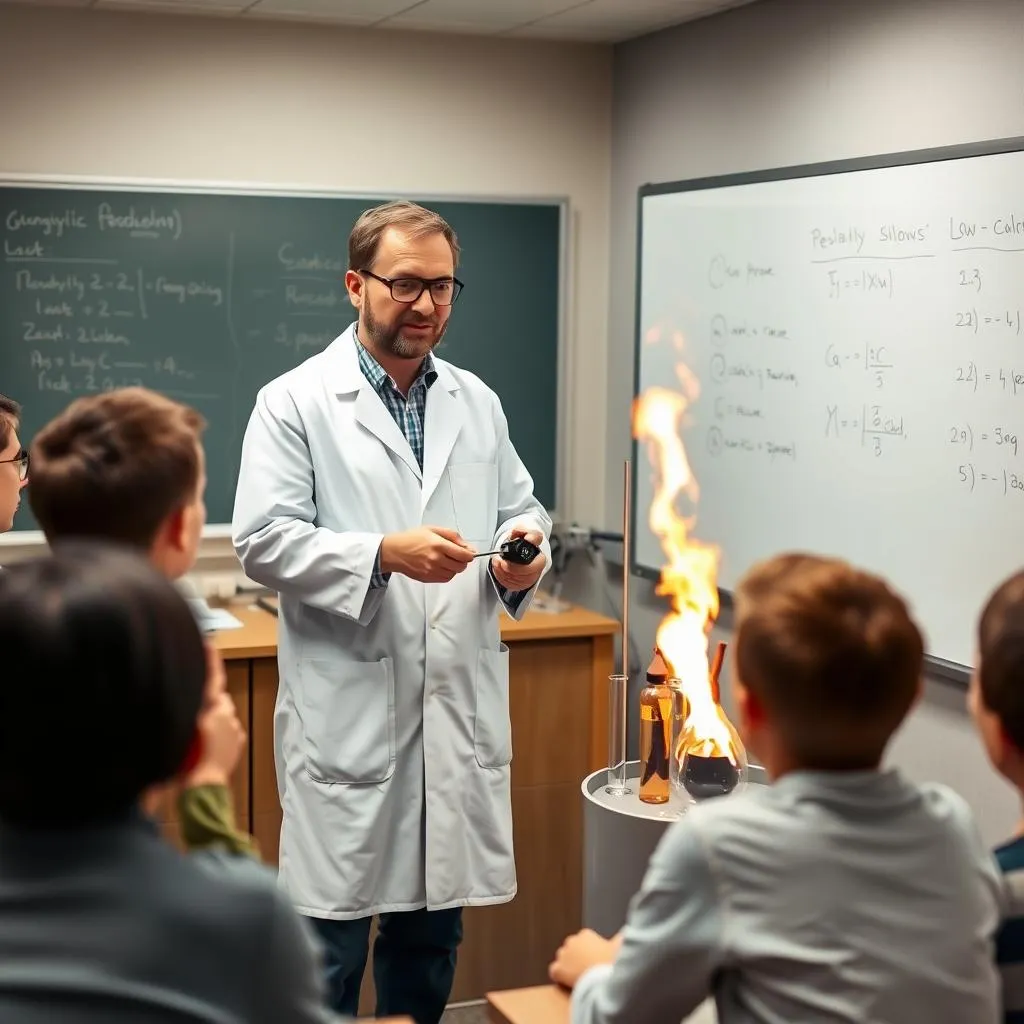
[232,200,552,1024]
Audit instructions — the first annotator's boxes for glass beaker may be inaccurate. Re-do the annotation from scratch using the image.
[669,675,748,804]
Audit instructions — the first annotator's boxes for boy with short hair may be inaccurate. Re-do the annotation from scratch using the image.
[970,569,1024,1023]
[551,553,1003,1024]
[28,386,256,856]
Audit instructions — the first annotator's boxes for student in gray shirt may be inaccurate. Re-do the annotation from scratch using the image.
[551,553,1004,1024]
[0,543,340,1024]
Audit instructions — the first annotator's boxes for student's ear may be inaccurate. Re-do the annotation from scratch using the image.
[160,505,189,554]
[733,678,765,733]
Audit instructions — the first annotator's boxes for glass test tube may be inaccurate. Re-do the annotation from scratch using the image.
[606,673,631,795]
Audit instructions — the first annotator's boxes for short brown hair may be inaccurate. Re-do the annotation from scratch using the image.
[29,387,205,550]
[977,571,1024,750]
[0,393,20,451]
[348,200,460,271]
[735,553,923,769]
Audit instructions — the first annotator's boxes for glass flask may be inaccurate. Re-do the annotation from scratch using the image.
[669,672,748,804]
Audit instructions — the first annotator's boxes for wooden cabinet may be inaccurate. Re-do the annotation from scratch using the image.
[205,601,616,1006]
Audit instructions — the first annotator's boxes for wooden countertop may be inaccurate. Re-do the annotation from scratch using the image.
[210,598,619,661]
[487,985,570,1024]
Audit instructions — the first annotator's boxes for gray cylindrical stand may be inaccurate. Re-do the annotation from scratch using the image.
[582,760,766,936]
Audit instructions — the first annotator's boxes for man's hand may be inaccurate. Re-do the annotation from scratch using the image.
[184,645,247,788]
[491,527,546,592]
[380,526,476,583]
[549,928,620,990]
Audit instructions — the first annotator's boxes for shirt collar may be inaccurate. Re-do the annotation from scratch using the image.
[355,334,437,395]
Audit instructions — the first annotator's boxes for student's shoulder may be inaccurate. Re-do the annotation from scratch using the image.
[655,786,782,862]
[174,848,293,930]
[912,780,980,834]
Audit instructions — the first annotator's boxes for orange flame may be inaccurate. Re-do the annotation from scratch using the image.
[632,333,737,763]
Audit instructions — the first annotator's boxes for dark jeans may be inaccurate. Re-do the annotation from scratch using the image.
[310,907,463,1024]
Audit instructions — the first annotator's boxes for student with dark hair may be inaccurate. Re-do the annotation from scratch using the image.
[29,386,254,855]
[970,570,1024,1023]
[0,392,28,531]
[0,543,336,1022]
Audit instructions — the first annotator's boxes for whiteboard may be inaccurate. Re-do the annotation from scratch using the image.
[632,137,1024,678]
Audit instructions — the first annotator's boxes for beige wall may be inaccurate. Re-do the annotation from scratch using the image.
[606,0,1024,842]
[0,4,612,583]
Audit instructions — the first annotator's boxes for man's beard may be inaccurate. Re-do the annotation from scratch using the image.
[363,303,447,359]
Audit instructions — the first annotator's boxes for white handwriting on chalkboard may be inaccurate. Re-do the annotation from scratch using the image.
[273,323,333,353]
[284,284,343,310]
[97,203,182,241]
[76,327,129,346]
[23,322,64,343]
[277,243,344,273]
[15,270,86,301]
[150,277,223,306]
[5,209,87,237]
[5,240,45,258]
[34,300,73,317]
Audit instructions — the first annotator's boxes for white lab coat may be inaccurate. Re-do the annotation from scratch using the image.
[232,324,552,919]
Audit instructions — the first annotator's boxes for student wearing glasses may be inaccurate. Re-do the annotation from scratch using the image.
[0,393,28,532]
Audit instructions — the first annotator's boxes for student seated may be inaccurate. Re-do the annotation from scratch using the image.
[550,553,1003,1024]
[0,543,336,1023]
[28,387,255,856]
[0,392,28,531]
[970,570,1024,1023]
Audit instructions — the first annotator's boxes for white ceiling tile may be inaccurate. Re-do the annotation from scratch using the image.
[382,0,582,32]
[249,0,415,15]
[243,0,393,20]
[94,0,247,12]
[0,0,94,7]
[508,0,751,40]
[4,0,761,43]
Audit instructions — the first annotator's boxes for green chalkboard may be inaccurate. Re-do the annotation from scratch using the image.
[0,183,563,531]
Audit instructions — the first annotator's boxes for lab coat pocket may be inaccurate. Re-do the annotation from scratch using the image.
[449,462,498,542]
[301,657,396,785]
[474,644,512,769]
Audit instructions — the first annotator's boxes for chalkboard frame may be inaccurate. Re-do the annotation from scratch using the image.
[628,134,1024,686]
[0,173,571,544]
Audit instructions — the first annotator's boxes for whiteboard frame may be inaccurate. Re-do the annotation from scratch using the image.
[0,174,571,545]
[630,134,1024,685]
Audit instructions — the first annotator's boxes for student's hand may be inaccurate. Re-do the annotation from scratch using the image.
[549,928,619,990]
[184,645,246,788]
[380,526,476,583]
[491,527,546,592]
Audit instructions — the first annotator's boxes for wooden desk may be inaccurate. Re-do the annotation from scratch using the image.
[487,985,570,1024]
[205,599,617,1008]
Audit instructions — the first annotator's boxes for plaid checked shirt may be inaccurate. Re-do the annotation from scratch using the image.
[357,339,437,588]
[358,337,527,607]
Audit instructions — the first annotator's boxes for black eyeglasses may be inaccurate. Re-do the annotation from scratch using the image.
[0,449,28,482]
[360,269,464,306]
